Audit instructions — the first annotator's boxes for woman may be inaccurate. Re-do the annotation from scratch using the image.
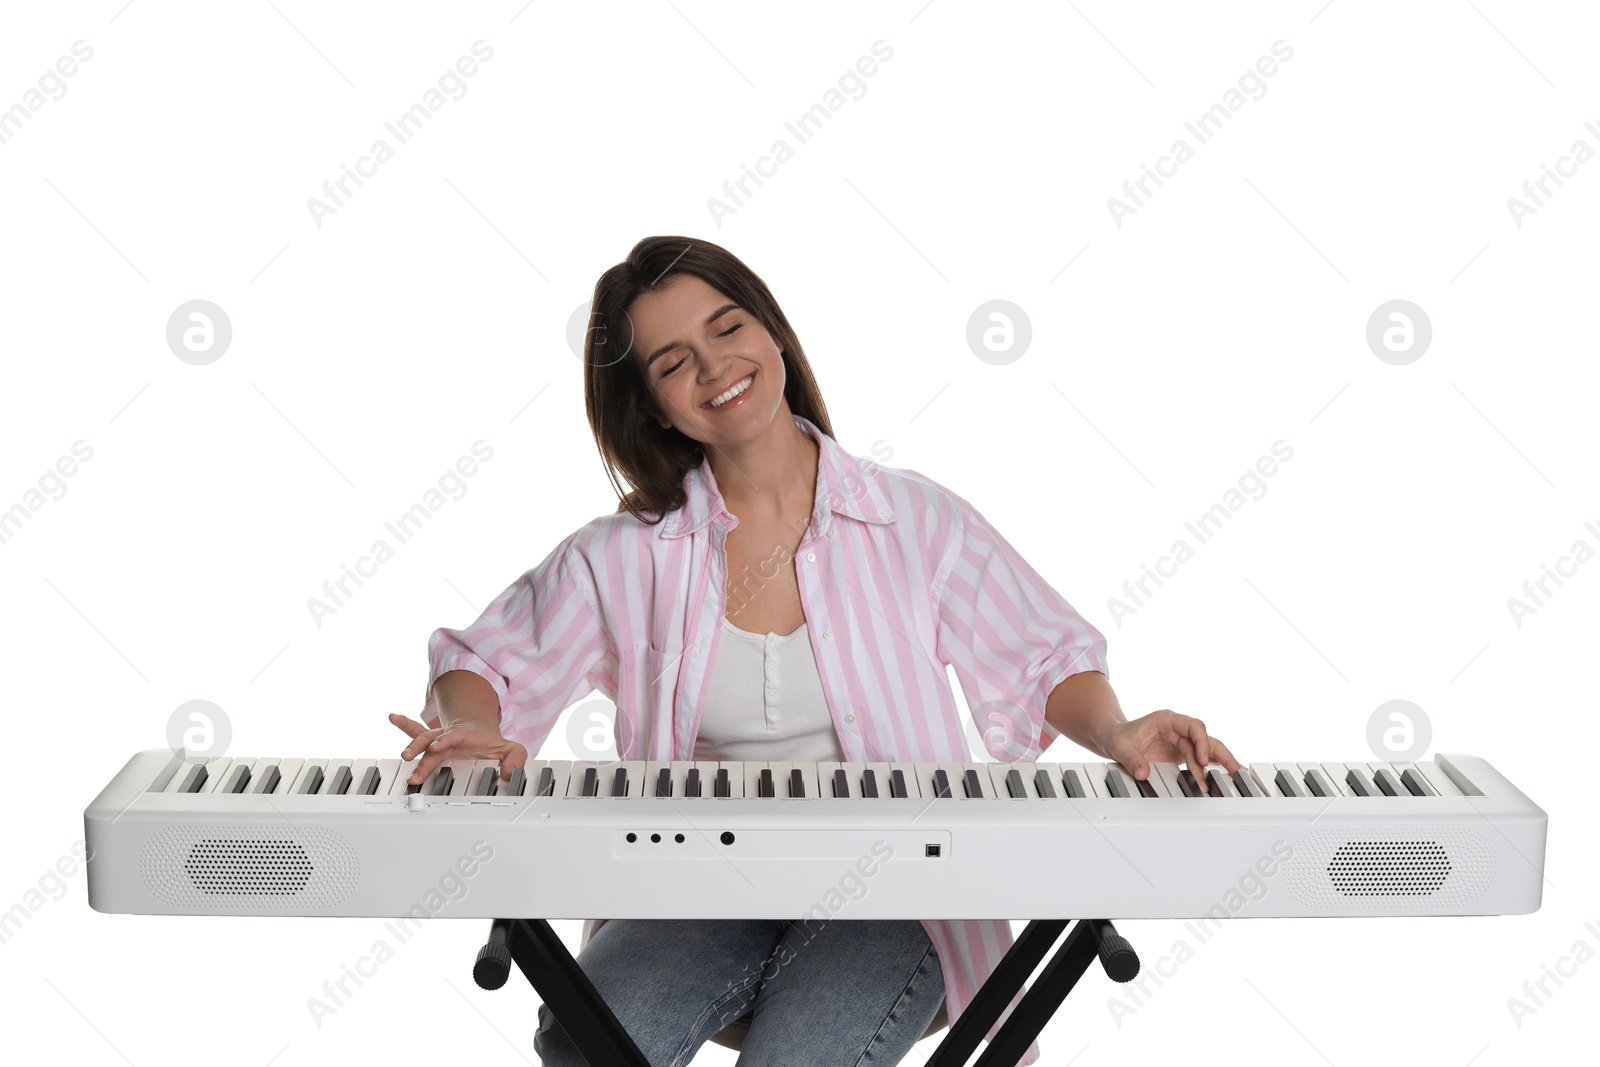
[389,236,1240,1066]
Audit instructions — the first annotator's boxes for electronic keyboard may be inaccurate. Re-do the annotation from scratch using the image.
[85,749,1546,920]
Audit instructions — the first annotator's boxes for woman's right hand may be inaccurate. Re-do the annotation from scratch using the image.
[388,712,528,787]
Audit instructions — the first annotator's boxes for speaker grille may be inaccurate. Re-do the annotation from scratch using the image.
[1283,827,1493,911]
[140,825,359,910]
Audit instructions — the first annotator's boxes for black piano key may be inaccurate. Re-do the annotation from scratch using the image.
[1104,768,1129,798]
[1372,767,1407,797]
[1232,768,1263,797]
[503,767,527,796]
[581,766,598,797]
[1061,768,1085,798]
[297,766,324,795]
[1177,768,1202,797]
[1205,768,1231,797]
[220,764,251,793]
[656,767,672,797]
[175,763,207,793]
[933,769,952,798]
[1274,768,1308,797]
[1034,768,1058,798]
[428,766,455,796]
[714,768,731,798]
[861,769,879,798]
[1345,767,1380,797]
[611,767,628,797]
[832,769,849,797]
[686,768,702,797]
[963,768,983,798]
[890,769,908,798]
[406,781,422,795]
[789,768,805,798]
[758,768,775,798]
[1303,768,1336,798]
[1005,768,1025,798]
[351,765,376,795]
[474,767,497,797]
[1137,775,1158,798]
[530,767,547,796]
[249,764,281,795]
[1400,767,1437,796]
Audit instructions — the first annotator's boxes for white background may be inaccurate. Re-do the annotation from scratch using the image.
[1,1,1594,1064]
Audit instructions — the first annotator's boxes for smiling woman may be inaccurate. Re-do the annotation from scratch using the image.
[398,235,1236,1066]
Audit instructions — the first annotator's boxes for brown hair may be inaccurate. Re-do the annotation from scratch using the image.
[584,236,834,523]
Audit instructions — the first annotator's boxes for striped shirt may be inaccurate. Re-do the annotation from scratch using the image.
[422,413,1109,1065]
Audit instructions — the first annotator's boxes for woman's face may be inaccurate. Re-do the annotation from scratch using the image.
[629,273,787,446]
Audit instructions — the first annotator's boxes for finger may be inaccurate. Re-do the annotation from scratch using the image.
[1176,734,1205,793]
[408,747,453,787]
[389,712,429,739]
[496,743,529,780]
[1185,718,1211,769]
[400,727,444,761]
[1209,737,1241,774]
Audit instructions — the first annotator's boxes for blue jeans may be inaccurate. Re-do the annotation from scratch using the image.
[533,917,945,1066]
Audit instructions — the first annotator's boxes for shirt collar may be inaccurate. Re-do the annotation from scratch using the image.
[660,413,897,538]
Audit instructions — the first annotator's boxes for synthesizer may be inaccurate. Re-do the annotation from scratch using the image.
[85,749,1546,921]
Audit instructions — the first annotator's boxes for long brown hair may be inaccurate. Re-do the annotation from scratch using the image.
[584,237,834,523]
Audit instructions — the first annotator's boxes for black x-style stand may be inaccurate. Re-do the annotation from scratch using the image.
[472,917,1139,1067]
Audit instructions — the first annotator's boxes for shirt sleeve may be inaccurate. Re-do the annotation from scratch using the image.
[421,532,613,754]
[932,488,1109,762]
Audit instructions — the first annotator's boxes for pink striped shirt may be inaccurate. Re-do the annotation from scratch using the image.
[422,413,1109,1065]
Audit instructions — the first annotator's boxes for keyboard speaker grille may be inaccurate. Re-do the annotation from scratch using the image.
[139,825,359,909]
[1283,827,1493,910]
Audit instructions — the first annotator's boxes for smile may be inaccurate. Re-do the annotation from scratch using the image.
[705,372,755,410]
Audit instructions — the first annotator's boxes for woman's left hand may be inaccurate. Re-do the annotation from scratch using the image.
[1099,710,1241,795]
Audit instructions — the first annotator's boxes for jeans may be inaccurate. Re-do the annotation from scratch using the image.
[533,917,945,1066]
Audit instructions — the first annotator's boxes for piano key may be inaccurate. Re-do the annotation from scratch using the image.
[1369,765,1406,797]
[789,768,806,798]
[1405,761,1459,795]
[861,767,880,798]
[961,767,986,799]
[497,767,525,796]
[611,766,629,798]
[1231,766,1265,797]
[297,765,326,795]
[1204,764,1241,797]
[1067,763,1105,798]
[326,763,355,795]
[168,762,208,793]
[1249,762,1286,797]
[1316,762,1353,797]
[655,767,673,797]
[813,761,843,799]
[1033,766,1058,799]
[758,768,775,798]
[685,767,703,798]
[1300,764,1339,798]
[469,764,496,797]
[953,763,995,798]
[1177,767,1203,797]
[248,762,282,795]
[287,760,327,795]
[832,768,849,798]
[1344,765,1381,797]
[886,762,920,798]
[389,759,422,794]
[274,758,304,794]
[1272,763,1308,797]
[932,769,953,798]
[689,760,717,798]
[1060,766,1087,799]
[1138,765,1173,797]
[715,767,733,798]
[1151,762,1187,798]
[1136,775,1159,798]
[1005,768,1026,798]
[579,766,598,797]
[218,761,253,794]
[1103,762,1141,799]
[769,761,815,800]
[160,759,202,792]
[194,757,234,793]
[426,764,456,796]
[347,759,383,795]
[1398,765,1439,796]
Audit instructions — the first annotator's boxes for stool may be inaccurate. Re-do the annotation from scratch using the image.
[708,998,947,1051]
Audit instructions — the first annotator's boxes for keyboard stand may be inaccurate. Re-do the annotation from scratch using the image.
[471,916,1139,1067]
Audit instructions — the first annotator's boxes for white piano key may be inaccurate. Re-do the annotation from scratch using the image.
[1101,762,1141,799]
[1062,762,1102,798]
[689,760,720,797]
[1365,760,1408,797]
[815,761,845,799]
[245,758,283,794]
[1150,762,1187,798]
[288,759,327,794]
[936,762,972,798]
[463,760,500,796]
[1029,763,1069,800]
[1248,761,1285,797]
[743,762,768,798]
[987,762,1038,799]
[161,758,207,792]
[1140,764,1174,797]
[784,761,819,799]
[718,762,747,798]
[388,759,422,794]
[642,761,670,798]
[666,760,696,797]
[366,759,398,795]
[1299,762,1344,798]
[269,758,304,795]
[1407,760,1463,796]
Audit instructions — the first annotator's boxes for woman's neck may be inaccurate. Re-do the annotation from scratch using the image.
[708,416,819,524]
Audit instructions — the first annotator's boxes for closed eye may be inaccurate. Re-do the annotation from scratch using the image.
[658,322,744,378]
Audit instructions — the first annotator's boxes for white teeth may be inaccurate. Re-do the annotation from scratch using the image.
[707,373,754,408]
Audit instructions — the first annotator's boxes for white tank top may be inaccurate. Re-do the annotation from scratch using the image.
[691,617,846,762]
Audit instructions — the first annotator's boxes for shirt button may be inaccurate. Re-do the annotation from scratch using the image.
[696,530,703,539]
[823,630,832,641]
[766,688,776,698]
[827,528,834,537]
[806,552,815,562]
[844,714,855,724]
